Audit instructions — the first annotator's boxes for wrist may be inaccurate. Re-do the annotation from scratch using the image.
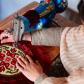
[34,73,47,84]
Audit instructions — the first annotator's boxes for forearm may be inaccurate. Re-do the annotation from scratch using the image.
[31,27,64,46]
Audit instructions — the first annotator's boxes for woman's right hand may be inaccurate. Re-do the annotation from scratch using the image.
[0,31,14,43]
[16,55,44,82]
[0,31,32,43]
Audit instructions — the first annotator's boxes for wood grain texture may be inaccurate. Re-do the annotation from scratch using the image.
[0,1,38,30]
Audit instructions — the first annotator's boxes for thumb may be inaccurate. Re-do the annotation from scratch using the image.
[35,60,41,67]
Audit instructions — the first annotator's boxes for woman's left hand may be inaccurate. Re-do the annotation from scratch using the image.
[16,55,43,82]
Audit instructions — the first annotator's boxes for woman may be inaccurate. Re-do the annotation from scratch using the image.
[0,0,84,84]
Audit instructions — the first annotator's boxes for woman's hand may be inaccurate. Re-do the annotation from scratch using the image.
[16,55,43,82]
[0,30,32,43]
[0,30,14,43]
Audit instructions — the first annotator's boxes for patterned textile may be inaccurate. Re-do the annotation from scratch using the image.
[0,30,51,84]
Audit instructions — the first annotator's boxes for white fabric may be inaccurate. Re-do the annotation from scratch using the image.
[60,25,84,73]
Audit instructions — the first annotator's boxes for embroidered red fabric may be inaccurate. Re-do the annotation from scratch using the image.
[0,30,51,84]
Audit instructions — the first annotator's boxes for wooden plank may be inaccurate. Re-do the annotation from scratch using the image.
[0,1,38,30]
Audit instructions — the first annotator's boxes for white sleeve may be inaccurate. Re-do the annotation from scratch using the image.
[31,27,64,46]
[34,73,67,84]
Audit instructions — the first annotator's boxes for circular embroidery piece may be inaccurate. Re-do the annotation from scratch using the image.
[0,45,25,76]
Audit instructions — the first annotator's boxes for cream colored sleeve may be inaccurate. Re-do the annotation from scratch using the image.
[31,27,64,46]
[34,73,67,84]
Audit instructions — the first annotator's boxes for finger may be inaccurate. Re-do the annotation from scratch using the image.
[0,36,2,40]
[1,39,9,43]
[1,38,14,43]
[19,56,29,65]
[26,55,33,63]
[0,33,9,39]
[0,32,12,40]
[17,57,26,68]
[0,29,11,40]
[16,63,24,72]
[0,35,1,40]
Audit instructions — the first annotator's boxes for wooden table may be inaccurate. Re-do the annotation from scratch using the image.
[0,1,78,62]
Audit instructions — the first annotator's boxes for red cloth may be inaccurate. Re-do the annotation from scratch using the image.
[0,30,51,84]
